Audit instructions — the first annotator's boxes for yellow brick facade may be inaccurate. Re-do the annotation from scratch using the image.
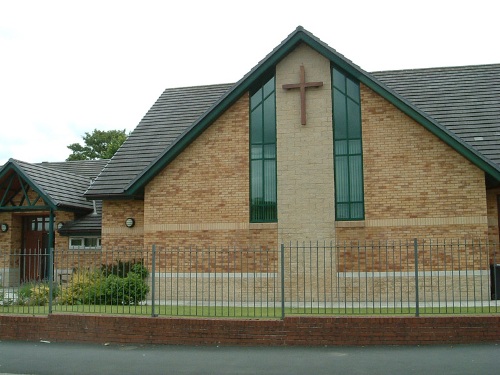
[101,200,144,249]
[96,42,496,251]
[487,187,500,243]
[142,94,277,252]
[336,84,489,241]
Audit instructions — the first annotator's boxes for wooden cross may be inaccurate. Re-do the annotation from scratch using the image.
[282,65,323,125]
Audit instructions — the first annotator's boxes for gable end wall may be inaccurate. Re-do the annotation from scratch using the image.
[336,84,489,241]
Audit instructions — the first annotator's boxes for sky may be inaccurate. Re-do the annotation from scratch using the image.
[1,0,499,165]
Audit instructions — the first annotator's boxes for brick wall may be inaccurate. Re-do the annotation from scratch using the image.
[337,84,489,242]
[1,314,498,346]
[487,188,500,243]
[142,95,277,252]
[102,200,144,249]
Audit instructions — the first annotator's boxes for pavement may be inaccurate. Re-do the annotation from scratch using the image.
[0,340,499,375]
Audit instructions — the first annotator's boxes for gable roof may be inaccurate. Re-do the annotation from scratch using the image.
[372,64,500,168]
[0,159,103,212]
[85,26,500,199]
[85,84,233,198]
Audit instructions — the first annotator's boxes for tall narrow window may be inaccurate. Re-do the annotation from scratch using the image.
[250,76,277,222]
[333,68,364,220]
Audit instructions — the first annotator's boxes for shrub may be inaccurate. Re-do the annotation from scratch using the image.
[58,260,149,306]
[58,269,105,305]
[130,262,149,280]
[101,259,148,279]
[17,282,59,306]
[100,272,149,305]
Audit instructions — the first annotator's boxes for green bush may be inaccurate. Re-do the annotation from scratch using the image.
[100,272,149,305]
[58,269,106,305]
[59,260,149,306]
[17,282,59,306]
[101,259,148,279]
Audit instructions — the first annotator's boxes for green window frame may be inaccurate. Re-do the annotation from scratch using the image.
[250,76,277,222]
[333,67,365,220]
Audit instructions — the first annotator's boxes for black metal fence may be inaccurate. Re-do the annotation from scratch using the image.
[1,239,499,317]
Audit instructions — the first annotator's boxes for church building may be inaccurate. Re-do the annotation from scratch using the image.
[1,26,499,287]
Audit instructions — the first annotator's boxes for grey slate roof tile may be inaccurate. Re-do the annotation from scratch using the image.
[38,159,109,180]
[58,200,102,235]
[372,64,500,167]
[8,159,94,211]
[85,83,234,197]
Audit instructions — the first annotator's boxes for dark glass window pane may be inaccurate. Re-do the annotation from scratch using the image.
[263,144,276,159]
[348,139,362,155]
[251,160,263,200]
[350,203,364,219]
[250,89,262,110]
[84,238,98,247]
[263,95,276,141]
[347,99,361,139]
[71,238,83,247]
[335,140,348,155]
[263,77,275,98]
[334,89,347,139]
[250,105,263,144]
[335,156,349,202]
[336,203,350,219]
[264,160,276,203]
[333,69,345,93]
[349,155,363,202]
[346,78,360,103]
[251,145,262,160]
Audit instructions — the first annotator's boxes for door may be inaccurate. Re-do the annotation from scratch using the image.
[21,216,51,282]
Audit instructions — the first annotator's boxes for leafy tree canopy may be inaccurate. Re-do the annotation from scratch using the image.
[66,129,128,161]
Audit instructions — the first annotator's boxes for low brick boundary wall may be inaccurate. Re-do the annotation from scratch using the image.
[1,315,499,346]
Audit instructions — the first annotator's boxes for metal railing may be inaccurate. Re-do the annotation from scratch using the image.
[1,239,499,317]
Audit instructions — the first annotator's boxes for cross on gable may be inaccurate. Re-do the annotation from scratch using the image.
[282,65,323,125]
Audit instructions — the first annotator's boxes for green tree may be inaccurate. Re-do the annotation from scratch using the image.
[66,129,128,161]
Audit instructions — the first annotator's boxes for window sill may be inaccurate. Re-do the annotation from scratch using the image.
[335,220,365,228]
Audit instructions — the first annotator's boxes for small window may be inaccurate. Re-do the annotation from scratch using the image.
[69,237,101,250]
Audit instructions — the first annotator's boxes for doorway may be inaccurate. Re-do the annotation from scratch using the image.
[21,216,53,282]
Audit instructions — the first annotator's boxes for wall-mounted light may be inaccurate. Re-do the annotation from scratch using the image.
[57,222,64,230]
[125,218,135,228]
[1,223,8,232]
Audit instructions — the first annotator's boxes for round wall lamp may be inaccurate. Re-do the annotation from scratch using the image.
[125,218,135,228]
[1,223,8,232]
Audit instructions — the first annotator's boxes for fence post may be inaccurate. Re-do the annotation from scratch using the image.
[48,208,54,314]
[414,238,420,317]
[151,244,157,317]
[48,247,54,314]
[281,243,285,320]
